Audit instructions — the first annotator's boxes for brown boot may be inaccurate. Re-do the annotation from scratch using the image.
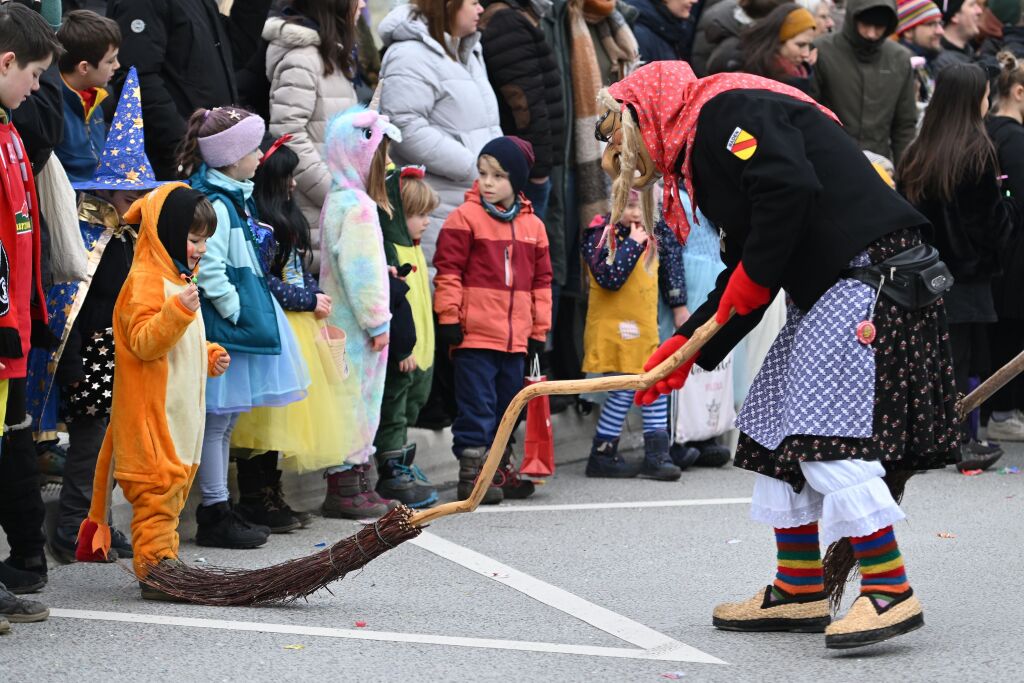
[457,448,503,505]
[322,464,396,520]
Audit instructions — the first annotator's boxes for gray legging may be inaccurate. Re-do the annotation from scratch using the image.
[196,412,240,506]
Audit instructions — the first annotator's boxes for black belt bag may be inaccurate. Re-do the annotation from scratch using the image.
[841,244,954,311]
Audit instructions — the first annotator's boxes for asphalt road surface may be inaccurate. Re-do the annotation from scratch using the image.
[4,435,1022,682]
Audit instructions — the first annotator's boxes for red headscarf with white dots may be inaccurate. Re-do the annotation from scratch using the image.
[607,62,839,244]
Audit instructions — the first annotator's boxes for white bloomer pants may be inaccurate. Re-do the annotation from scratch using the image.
[749,459,905,546]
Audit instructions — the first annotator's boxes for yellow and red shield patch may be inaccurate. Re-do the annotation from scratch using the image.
[726,127,757,161]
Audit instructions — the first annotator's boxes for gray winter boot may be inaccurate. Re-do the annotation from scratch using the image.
[457,447,503,505]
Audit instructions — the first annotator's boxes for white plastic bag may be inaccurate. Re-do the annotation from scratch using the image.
[37,154,88,282]
[672,352,736,443]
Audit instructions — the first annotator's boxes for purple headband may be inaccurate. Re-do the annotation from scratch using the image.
[197,113,266,168]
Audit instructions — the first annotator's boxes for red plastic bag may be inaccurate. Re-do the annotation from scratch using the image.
[520,356,555,477]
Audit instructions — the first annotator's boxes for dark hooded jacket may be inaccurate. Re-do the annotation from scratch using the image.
[105,0,273,180]
[986,115,1024,319]
[691,0,745,76]
[479,0,565,179]
[628,0,693,62]
[813,0,917,162]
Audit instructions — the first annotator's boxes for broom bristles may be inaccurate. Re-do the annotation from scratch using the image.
[823,469,915,611]
[140,505,422,606]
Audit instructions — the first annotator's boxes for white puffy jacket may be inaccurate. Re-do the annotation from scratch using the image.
[378,4,503,263]
[265,16,357,272]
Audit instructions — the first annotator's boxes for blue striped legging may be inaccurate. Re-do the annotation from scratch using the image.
[595,389,668,440]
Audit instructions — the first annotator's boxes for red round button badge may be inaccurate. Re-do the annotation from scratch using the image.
[856,320,876,345]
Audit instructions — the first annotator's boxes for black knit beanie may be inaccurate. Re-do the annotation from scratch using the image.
[479,137,532,196]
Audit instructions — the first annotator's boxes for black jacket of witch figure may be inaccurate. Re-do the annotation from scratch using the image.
[677,89,930,368]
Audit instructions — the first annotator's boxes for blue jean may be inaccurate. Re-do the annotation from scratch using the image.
[451,348,525,455]
[523,177,552,220]
[197,412,240,505]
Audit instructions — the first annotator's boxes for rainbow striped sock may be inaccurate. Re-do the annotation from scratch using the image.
[772,523,824,599]
[851,526,911,601]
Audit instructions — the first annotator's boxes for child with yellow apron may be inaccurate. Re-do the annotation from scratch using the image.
[582,192,689,480]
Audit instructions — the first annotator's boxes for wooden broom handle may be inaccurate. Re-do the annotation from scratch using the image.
[408,315,724,527]
[958,348,1024,420]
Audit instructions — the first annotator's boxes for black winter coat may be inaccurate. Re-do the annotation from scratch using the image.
[11,65,62,174]
[985,115,1024,319]
[903,154,1016,324]
[678,90,929,368]
[105,0,273,180]
[479,0,565,178]
[906,160,1015,284]
[628,0,693,63]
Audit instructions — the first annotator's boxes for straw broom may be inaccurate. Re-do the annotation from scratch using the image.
[141,317,727,605]
[145,320,1024,607]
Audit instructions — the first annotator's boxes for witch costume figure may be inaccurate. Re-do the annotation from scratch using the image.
[598,62,960,649]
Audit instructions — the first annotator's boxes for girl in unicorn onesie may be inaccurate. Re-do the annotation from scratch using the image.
[318,107,402,518]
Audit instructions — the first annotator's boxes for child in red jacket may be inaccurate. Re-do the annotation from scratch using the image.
[0,3,61,598]
[433,137,552,506]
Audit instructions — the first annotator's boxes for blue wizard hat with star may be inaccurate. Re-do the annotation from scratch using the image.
[72,66,163,192]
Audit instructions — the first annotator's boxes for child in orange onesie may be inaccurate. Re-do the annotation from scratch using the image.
[76,183,230,600]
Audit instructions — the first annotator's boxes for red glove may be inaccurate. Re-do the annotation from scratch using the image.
[635,334,699,405]
[715,262,771,324]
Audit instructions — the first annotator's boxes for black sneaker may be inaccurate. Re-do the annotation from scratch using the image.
[110,527,134,559]
[195,502,268,549]
[0,561,45,594]
[0,584,48,622]
[585,438,640,478]
[2,556,47,593]
[670,442,701,470]
[50,527,118,565]
[692,439,732,468]
[956,439,1003,472]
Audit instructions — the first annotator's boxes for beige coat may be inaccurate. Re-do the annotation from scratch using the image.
[264,16,357,272]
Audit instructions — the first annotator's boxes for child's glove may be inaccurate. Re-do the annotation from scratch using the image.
[437,323,464,350]
[715,262,770,324]
[527,337,545,358]
[635,334,698,405]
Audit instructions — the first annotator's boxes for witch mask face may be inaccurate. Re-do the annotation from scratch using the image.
[596,106,659,190]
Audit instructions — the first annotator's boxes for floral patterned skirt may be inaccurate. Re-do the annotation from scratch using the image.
[735,229,961,491]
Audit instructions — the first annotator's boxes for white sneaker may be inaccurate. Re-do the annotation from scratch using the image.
[986,412,1024,441]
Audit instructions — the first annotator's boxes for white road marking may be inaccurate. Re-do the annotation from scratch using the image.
[410,532,726,664]
[49,513,730,664]
[472,497,751,513]
[49,608,713,662]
